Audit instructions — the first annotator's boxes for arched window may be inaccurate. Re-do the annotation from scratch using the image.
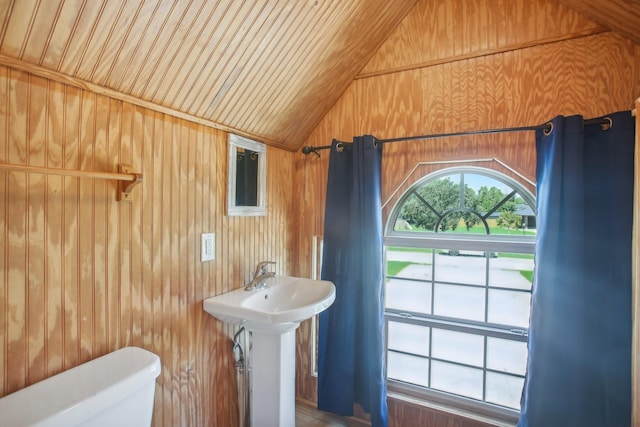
[384,167,535,422]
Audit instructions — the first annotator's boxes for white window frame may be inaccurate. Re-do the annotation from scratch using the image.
[384,166,535,425]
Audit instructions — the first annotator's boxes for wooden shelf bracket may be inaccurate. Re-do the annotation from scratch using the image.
[117,164,143,202]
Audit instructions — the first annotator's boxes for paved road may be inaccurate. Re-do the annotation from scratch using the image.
[385,251,532,327]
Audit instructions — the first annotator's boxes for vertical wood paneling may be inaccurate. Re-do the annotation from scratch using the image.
[77,89,94,363]
[359,0,604,78]
[26,73,46,387]
[45,79,63,378]
[62,84,81,371]
[293,4,640,425]
[0,63,8,398]
[0,64,295,427]
[7,69,29,393]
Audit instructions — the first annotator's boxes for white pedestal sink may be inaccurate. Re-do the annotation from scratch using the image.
[203,276,335,427]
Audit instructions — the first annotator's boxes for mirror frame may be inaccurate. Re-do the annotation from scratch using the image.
[227,133,267,216]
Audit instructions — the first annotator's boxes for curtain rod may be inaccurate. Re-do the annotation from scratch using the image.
[301,117,613,156]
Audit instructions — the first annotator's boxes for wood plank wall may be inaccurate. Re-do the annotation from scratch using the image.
[293,0,640,425]
[0,65,295,426]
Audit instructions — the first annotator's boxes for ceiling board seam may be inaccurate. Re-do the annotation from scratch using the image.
[154,0,225,106]
[167,1,235,111]
[149,0,211,103]
[241,1,339,133]
[182,1,256,114]
[88,0,130,81]
[125,1,179,94]
[219,1,315,128]
[72,1,108,76]
[0,54,294,152]
[37,0,65,66]
[55,0,87,72]
[18,0,42,59]
[113,0,163,89]
[202,1,281,118]
[191,1,272,116]
[242,1,347,134]
[175,1,242,113]
[101,0,147,86]
[0,0,16,49]
[138,0,195,97]
[355,27,609,80]
[252,1,365,137]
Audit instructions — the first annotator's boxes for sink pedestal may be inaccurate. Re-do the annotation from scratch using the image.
[249,324,297,427]
[202,276,336,427]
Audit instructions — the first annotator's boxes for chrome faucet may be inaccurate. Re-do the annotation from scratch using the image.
[245,261,276,291]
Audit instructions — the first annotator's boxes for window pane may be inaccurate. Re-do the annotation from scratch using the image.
[487,337,528,375]
[386,278,432,315]
[487,289,531,328]
[434,283,485,321]
[488,253,534,290]
[388,322,430,357]
[395,175,461,232]
[431,360,483,400]
[486,372,524,410]
[387,246,433,278]
[432,329,484,367]
[388,351,429,387]
[434,251,486,286]
[387,247,433,280]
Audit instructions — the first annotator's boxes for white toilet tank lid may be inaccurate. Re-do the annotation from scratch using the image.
[0,346,161,427]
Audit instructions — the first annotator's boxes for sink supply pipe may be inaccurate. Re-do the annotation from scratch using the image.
[233,327,250,427]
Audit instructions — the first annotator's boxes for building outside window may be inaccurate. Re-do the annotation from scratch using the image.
[384,167,536,423]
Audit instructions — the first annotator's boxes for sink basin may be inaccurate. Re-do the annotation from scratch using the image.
[203,275,335,328]
[203,275,335,427]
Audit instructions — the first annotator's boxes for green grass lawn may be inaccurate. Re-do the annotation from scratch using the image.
[387,261,413,276]
[498,252,534,259]
[519,270,534,282]
[400,225,536,236]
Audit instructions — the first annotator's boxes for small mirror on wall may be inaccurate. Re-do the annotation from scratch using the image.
[228,134,266,216]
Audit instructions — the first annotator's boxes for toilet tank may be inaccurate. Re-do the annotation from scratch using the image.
[0,346,161,427]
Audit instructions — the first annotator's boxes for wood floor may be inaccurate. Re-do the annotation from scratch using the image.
[295,400,368,427]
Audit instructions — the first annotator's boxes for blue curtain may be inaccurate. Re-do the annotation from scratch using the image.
[318,135,388,427]
[519,111,635,426]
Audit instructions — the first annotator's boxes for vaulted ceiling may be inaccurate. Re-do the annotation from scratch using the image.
[0,0,638,151]
[555,0,640,46]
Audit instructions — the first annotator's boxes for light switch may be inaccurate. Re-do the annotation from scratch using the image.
[201,233,215,262]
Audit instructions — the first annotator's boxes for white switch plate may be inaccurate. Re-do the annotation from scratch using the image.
[201,233,215,262]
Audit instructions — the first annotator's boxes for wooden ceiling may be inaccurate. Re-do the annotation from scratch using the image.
[0,0,418,151]
[0,0,638,151]
[555,0,640,45]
